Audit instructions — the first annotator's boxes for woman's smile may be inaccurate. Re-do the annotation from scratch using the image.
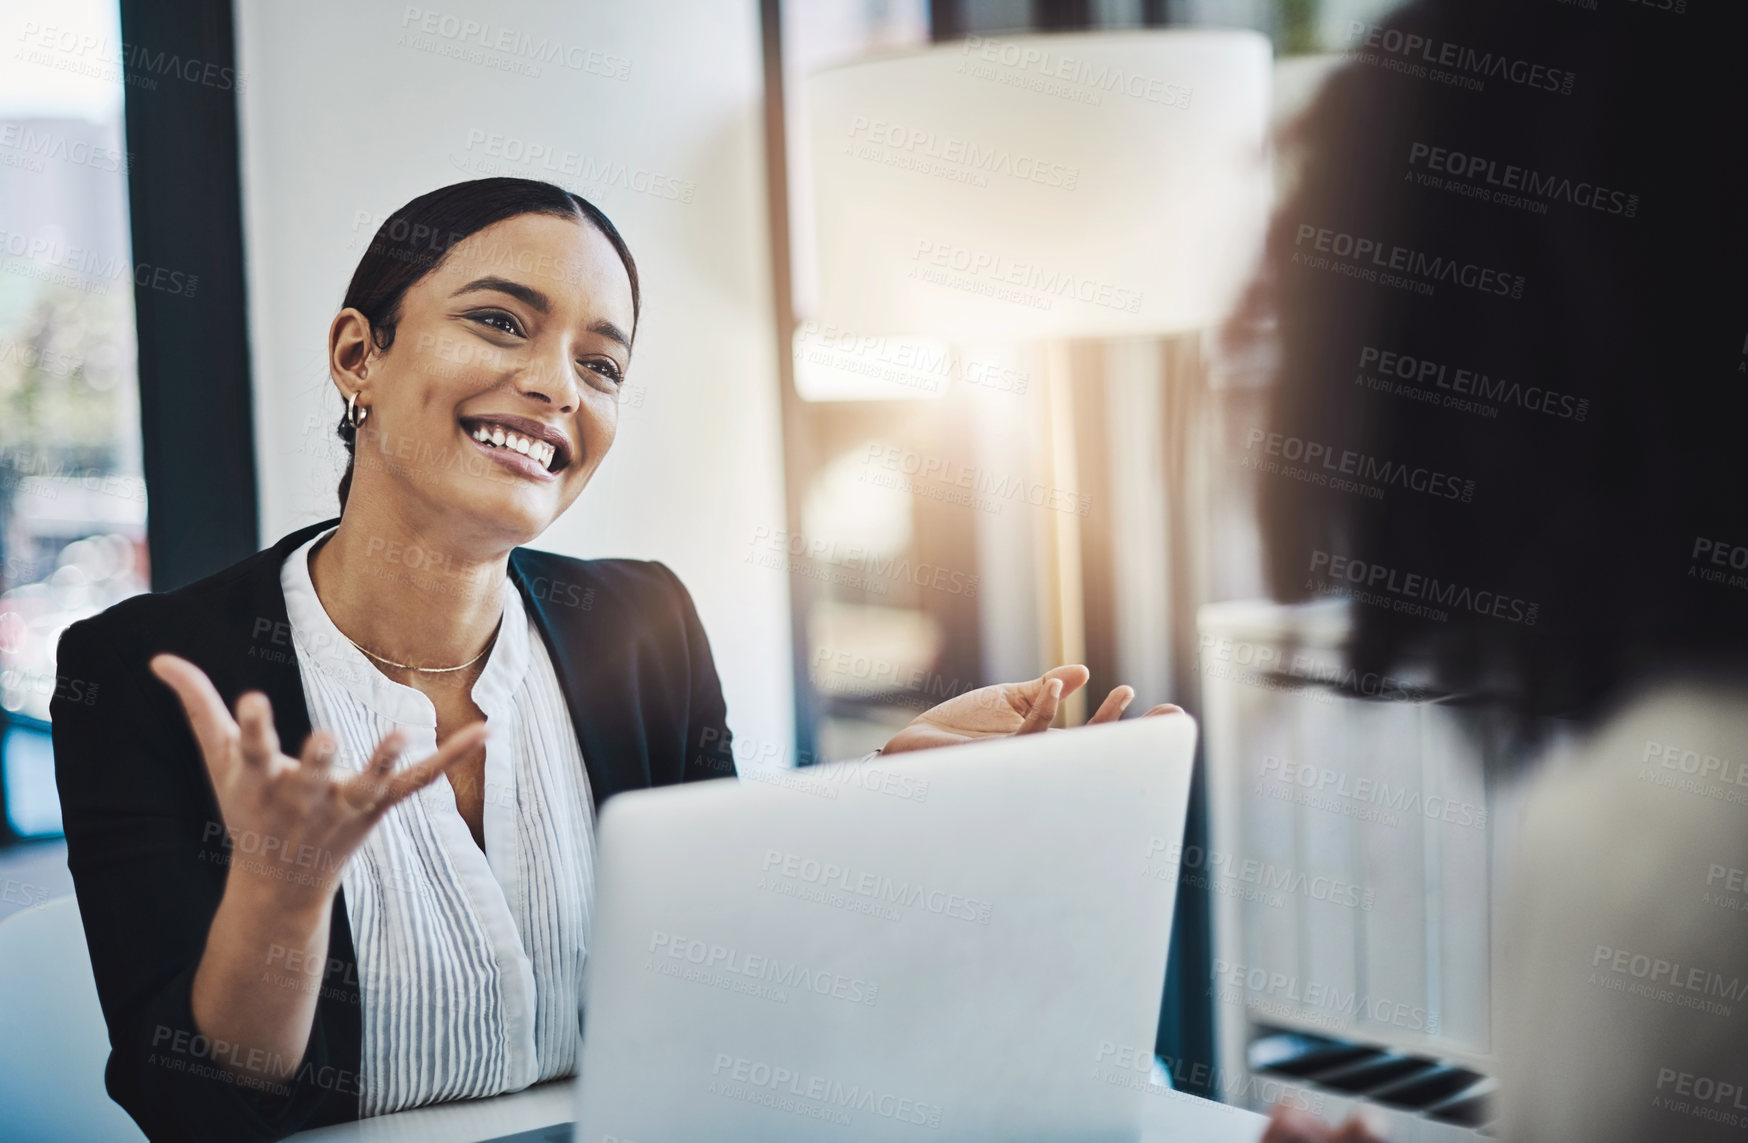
[459,413,573,482]
[321,207,634,547]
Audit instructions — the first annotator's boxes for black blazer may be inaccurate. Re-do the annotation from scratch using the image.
[49,517,737,1143]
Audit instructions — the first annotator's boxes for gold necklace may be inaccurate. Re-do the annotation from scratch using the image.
[343,616,503,673]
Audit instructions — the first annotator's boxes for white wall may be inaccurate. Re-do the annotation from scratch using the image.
[234,0,794,760]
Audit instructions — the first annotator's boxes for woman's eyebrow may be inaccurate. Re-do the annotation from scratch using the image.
[589,320,631,350]
[454,276,550,313]
[454,277,628,348]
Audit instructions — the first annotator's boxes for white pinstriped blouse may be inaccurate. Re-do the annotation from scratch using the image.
[279,527,596,1117]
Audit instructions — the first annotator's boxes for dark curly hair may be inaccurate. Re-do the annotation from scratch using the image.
[1231,0,1748,736]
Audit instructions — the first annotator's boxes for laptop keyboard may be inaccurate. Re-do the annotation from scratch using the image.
[1248,1027,1496,1132]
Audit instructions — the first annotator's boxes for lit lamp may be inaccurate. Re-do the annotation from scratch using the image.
[804,29,1272,718]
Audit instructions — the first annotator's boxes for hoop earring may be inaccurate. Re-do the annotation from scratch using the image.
[347,389,369,429]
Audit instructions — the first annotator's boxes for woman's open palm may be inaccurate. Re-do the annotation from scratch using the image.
[881,664,1181,756]
[150,653,488,910]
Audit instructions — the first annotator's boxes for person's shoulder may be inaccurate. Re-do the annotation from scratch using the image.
[57,520,331,668]
[60,545,275,651]
[1498,678,1748,1142]
[1507,675,1748,942]
[50,540,289,741]
[510,544,670,579]
[1530,677,1748,816]
[509,546,698,627]
[510,549,719,685]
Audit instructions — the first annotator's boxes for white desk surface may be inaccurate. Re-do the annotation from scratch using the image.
[286,1080,1268,1142]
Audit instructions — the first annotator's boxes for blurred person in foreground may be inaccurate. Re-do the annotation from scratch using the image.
[1232,2,1748,1141]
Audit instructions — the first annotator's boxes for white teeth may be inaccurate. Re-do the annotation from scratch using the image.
[469,423,560,469]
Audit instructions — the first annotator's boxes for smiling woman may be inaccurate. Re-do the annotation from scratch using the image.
[47,177,1173,1143]
[330,180,638,519]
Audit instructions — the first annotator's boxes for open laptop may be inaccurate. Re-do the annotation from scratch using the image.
[559,712,1197,1143]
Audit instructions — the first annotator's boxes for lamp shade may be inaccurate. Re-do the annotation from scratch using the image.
[806,29,1273,341]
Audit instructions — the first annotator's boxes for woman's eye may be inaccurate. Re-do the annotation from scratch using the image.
[471,310,523,336]
[582,359,624,386]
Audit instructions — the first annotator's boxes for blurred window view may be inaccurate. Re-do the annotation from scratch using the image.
[777,0,1464,1111]
[0,0,149,839]
[779,0,1404,760]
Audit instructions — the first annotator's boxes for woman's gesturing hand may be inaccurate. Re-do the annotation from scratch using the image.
[150,652,488,914]
[879,664,1181,757]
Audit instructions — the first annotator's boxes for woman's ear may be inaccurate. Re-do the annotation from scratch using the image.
[329,307,375,400]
